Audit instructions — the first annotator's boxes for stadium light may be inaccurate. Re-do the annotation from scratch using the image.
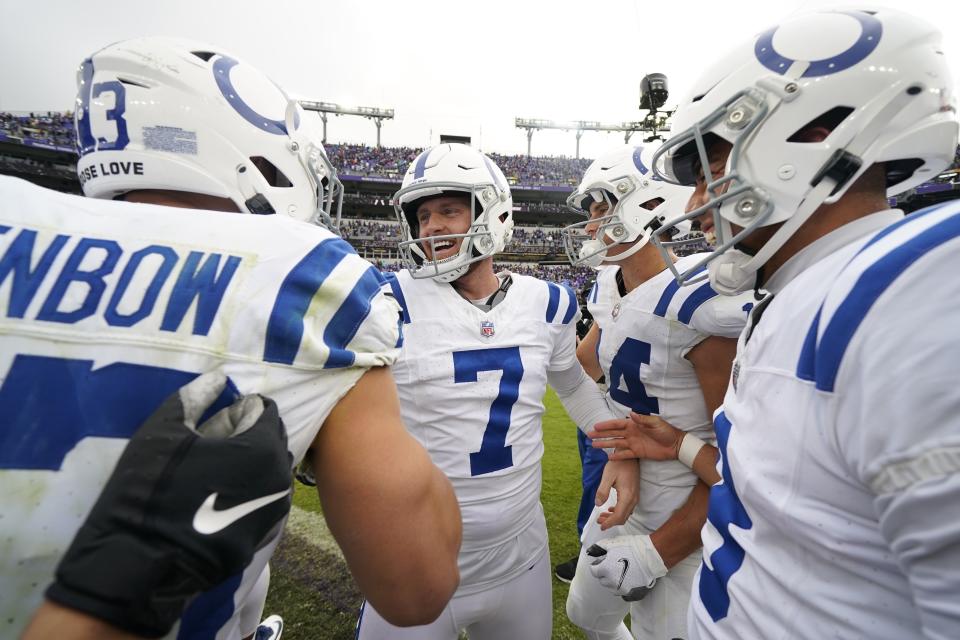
[299,101,395,148]
[514,118,671,158]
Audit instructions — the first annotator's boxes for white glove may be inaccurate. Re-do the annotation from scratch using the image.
[587,534,668,601]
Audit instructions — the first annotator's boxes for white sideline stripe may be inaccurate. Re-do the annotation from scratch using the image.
[285,504,346,561]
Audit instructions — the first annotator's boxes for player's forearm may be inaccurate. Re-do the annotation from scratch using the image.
[649,481,711,568]
[690,443,721,485]
[324,446,461,627]
[23,601,143,640]
[548,364,614,435]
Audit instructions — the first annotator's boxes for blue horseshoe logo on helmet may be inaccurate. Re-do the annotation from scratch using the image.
[632,146,650,175]
[755,10,882,78]
[213,55,298,135]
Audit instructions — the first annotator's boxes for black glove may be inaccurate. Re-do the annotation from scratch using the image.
[46,372,293,638]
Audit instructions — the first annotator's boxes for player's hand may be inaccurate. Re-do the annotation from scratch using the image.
[586,534,668,602]
[46,372,293,638]
[594,458,640,530]
[588,412,685,462]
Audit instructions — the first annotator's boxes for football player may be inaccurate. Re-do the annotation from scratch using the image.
[560,144,754,640]
[22,373,292,640]
[355,143,635,640]
[637,6,960,639]
[1,37,461,640]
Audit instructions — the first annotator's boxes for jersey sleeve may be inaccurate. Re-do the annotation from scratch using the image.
[544,281,581,371]
[685,288,754,339]
[262,238,401,370]
[825,248,960,638]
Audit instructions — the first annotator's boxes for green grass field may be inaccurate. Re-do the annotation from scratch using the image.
[265,388,590,639]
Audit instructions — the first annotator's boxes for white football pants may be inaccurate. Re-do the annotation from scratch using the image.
[566,495,700,640]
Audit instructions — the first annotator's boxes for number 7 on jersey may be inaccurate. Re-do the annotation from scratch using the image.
[453,346,524,476]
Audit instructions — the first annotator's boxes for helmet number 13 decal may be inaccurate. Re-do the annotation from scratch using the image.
[76,59,129,155]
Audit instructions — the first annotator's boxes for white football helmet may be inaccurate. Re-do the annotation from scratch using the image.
[652,7,958,295]
[393,144,514,281]
[563,144,692,267]
[75,37,342,228]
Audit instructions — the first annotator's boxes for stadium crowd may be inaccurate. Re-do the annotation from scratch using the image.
[0,111,74,148]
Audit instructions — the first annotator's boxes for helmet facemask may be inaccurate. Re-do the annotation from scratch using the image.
[394,181,505,282]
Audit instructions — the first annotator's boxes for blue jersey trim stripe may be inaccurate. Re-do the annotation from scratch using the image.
[413,149,431,179]
[653,279,681,317]
[324,266,385,369]
[813,211,960,392]
[590,281,599,304]
[795,307,821,382]
[381,271,410,324]
[561,284,578,324]
[178,572,242,639]
[861,202,951,253]
[355,601,366,640]
[653,266,705,317]
[264,238,351,365]
[546,282,561,322]
[677,281,719,325]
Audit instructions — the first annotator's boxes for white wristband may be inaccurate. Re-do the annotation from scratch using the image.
[678,433,706,468]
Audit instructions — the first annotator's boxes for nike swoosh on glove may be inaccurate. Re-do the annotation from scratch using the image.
[587,534,668,602]
[46,372,293,638]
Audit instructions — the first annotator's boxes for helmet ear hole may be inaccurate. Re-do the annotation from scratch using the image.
[786,106,855,142]
[250,156,292,188]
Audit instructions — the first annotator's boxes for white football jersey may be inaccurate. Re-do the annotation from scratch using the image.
[382,269,579,593]
[587,256,752,530]
[0,176,400,639]
[690,208,960,639]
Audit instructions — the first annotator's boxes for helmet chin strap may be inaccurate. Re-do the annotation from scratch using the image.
[578,235,648,267]
[710,178,836,295]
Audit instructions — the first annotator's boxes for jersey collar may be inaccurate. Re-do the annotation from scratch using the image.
[764,209,903,294]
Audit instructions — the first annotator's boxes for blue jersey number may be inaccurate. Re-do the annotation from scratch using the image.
[698,410,753,621]
[607,337,660,414]
[453,346,524,476]
[0,354,235,471]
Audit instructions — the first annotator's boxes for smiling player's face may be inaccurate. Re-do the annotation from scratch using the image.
[416,194,473,260]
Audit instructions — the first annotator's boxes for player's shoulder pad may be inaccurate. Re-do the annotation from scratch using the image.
[797,203,960,392]
[263,236,400,369]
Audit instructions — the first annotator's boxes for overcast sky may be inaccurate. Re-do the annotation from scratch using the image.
[2,0,958,158]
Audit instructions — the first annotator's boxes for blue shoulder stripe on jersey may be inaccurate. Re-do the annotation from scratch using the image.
[795,307,821,382]
[809,211,960,392]
[264,238,352,365]
[324,266,386,369]
[561,283,578,324]
[546,282,561,322]
[798,204,955,381]
[677,281,719,325]
[653,265,706,317]
[653,279,680,317]
[860,201,956,253]
[413,149,431,179]
[380,271,410,324]
[178,572,242,639]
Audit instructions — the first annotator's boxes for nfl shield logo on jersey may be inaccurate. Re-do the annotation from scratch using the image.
[480,320,495,338]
